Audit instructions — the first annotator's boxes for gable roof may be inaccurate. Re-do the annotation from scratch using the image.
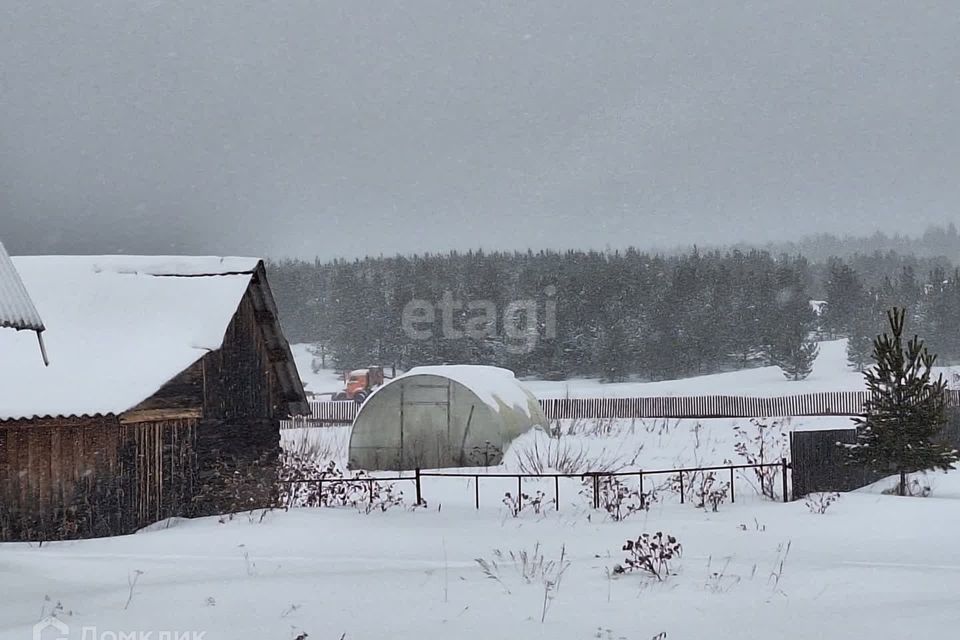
[0,256,307,421]
[0,240,44,332]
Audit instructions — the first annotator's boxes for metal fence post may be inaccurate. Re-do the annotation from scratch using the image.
[729,466,735,503]
[517,476,523,510]
[475,475,480,510]
[638,471,644,509]
[781,458,789,502]
[415,468,422,505]
[679,472,685,504]
[554,476,560,511]
[592,474,600,509]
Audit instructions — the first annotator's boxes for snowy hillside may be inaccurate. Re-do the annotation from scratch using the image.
[290,343,347,397]
[294,339,959,400]
[525,339,866,398]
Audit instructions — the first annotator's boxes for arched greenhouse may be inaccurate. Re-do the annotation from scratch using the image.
[348,365,547,471]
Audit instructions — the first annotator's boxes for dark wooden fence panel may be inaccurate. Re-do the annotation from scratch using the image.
[789,429,882,497]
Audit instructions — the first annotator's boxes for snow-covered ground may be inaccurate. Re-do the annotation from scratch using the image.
[5,339,960,639]
[290,343,347,397]
[4,482,959,640]
[524,339,959,398]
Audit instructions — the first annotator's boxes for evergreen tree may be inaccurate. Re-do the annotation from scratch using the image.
[765,259,819,381]
[846,308,958,496]
[845,329,874,373]
[822,259,865,337]
[846,291,884,372]
[768,332,819,381]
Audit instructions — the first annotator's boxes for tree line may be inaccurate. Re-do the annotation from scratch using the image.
[271,248,799,381]
[822,259,960,371]
[268,239,960,383]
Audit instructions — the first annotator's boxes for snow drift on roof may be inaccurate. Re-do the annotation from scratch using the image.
[0,256,259,421]
[395,365,538,416]
[0,241,44,332]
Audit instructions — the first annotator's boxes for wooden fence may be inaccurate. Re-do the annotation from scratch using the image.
[281,390,960,428]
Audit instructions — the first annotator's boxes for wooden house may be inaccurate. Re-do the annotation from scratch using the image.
[0,256,308,541]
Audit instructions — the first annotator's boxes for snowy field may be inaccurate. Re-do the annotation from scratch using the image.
[4,479,960,640]
[294,339,959,400]
[4,339,960,639]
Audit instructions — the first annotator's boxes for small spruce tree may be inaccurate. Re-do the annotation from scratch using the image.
[846,308,959,495]
[846,293,885,372]
[846,330,874,373]
[769,331,819,381]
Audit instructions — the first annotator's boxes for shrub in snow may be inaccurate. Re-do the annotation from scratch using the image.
[504,429,638,475]
[881,477,931,497]
[502,490,553,517]
[466,440,502,467]
[564,416,621,437]
[581,476,657,521]
[768,540,792,597]
[278,458,403,514]
[697,473,731,512]
[704,556,741,594]
[737,518,767,532]
[612,532,682,581]
[668,469,731,512]
[195,450,280,518]
[642,418,679,438]
[733,418,788,500]
[804,492,840,514]
[474,543,570,622]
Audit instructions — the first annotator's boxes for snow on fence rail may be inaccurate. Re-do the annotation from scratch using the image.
[281,390,960,427]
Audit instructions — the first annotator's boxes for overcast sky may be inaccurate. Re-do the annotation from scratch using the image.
[1,1,958,259]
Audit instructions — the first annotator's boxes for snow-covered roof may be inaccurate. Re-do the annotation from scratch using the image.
[0,255,265,421]
[394,365,539,416]
[0,241,44,332]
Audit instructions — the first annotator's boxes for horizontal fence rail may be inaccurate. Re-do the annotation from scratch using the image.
[280,459,792,509]
[281,390,960,428]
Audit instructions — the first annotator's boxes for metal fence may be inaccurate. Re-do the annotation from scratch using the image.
[283,390,960,428]
[280,459,791,509]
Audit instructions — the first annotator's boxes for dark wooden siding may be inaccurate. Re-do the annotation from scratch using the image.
[201,291,280,422]
[0,416,198,540]
[126,360,204,417]
[190,288,284,516]
[789,429,884,497]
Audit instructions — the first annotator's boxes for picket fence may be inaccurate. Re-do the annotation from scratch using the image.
[280,390,960,428]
